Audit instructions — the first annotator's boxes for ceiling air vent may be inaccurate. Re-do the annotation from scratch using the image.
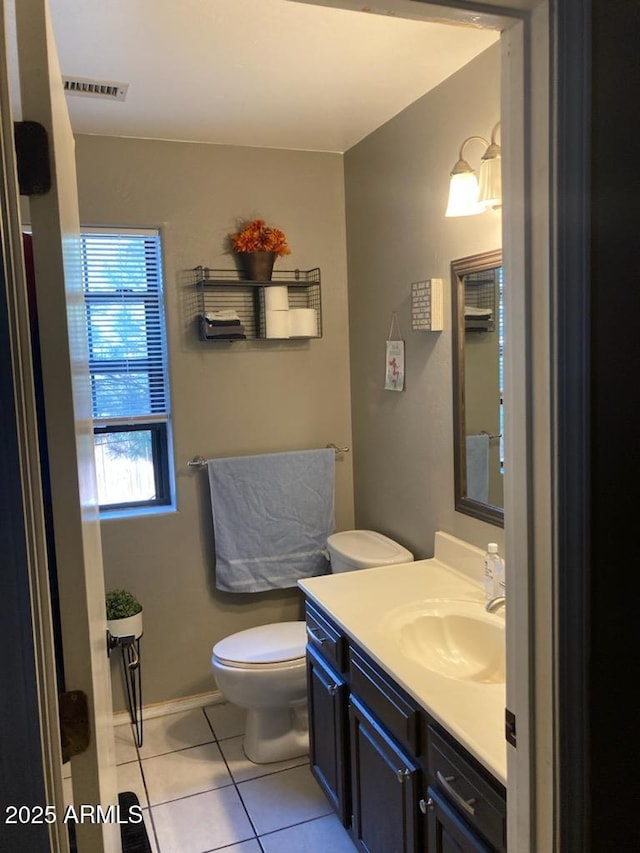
[62,76,129,101]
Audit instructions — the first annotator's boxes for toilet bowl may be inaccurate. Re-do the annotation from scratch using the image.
[211,529,413,764]
[211,621,308,764]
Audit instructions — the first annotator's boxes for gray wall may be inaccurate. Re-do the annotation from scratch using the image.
[74,137,354,707]
[344,44,503,559]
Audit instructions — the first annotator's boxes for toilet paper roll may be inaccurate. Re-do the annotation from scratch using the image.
[289,308,317,337]
[264,285,289,311]
[265,309,290,338]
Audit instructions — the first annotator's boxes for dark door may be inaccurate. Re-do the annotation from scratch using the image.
[349,696,419,853]
[307,645,350,825]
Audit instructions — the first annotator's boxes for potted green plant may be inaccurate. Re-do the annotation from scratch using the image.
[106,588,143,639]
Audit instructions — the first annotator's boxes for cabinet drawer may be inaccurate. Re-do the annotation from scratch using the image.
[349,646,419,753]
[428,726,506,852]
[305,602,346,672]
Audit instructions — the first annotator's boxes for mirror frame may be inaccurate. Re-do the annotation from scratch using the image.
[451,249,504,527]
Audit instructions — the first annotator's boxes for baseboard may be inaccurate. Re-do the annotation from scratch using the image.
[112,689,225,725]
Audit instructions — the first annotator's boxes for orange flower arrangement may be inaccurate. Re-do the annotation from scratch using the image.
[230,219,291,257]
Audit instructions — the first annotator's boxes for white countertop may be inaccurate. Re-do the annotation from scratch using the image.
[299,556,507,785]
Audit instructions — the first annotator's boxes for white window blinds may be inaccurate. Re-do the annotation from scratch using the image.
[80,230,169,425]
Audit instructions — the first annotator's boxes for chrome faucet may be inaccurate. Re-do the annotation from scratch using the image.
[485,595,506,613]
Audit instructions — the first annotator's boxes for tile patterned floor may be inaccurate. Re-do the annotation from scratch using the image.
[65,702,356,853]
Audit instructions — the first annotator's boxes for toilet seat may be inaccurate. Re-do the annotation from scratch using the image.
[213,621,306,667]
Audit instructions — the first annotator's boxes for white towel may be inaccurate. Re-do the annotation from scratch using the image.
[208,449,335,592]
[466,434,490,503]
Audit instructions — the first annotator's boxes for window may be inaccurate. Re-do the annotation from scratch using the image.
[81,228,173,511]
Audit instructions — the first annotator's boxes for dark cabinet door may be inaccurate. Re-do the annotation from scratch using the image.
[349,696,420,853]
[426,787,494,853]
[307,644,350,825]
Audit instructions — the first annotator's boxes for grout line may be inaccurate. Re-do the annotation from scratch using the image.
[202,704,218,740]
[256,810,346,840]
[231,756,311,786]
[113,719,162,852]
[209,707,262,845]
[136,737,217,762]
[144,805,162,853]
[145,781,237,809]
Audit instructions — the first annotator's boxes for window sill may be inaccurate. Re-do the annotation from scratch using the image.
[99,503,177,522]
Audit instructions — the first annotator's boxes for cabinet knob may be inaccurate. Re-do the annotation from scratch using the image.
[419,798,434,814]
[396,768,410,783]
[328,684,338,696]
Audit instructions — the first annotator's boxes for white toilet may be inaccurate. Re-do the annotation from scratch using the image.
[210,529,413,763]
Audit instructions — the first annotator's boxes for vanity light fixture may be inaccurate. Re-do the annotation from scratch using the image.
[445,122,502,217]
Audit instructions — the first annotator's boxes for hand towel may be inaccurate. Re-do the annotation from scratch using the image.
[466,434,490,503]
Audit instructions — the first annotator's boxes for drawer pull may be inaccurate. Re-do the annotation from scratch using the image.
[307,626,328,644]
[328,683,338,696]
[419,798,435,814]
[436,770,477,816]
[396,768,411,783]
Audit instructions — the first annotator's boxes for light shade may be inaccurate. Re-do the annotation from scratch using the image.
[445,170,484,217]
[444,135,488,218]
[478,123,502,208]
[478,154,502,208]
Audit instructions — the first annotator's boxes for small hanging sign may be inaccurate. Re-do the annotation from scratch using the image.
[384,312,405,392]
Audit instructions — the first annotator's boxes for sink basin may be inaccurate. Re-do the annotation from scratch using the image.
[381,599,505,684]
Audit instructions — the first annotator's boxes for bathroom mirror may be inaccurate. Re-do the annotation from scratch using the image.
[451,249,504,527]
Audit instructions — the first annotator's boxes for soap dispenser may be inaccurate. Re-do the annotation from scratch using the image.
[483,543,499,600]
[493,548,505,599]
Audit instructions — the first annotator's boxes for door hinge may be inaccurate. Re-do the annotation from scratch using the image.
[59,690,90,762]
[505,707,517,747]
[13,121,51,196]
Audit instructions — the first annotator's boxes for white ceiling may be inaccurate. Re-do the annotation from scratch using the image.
[46,0,498,153]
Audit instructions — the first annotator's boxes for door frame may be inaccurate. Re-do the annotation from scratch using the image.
[0,6,69,850]
[1,0,119,850]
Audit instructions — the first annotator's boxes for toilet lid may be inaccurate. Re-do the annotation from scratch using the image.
[327,529,414,567]
[213,621,307,666]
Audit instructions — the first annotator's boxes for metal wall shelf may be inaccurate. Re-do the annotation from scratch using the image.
[192,266,322,341]
[463,268,496,332]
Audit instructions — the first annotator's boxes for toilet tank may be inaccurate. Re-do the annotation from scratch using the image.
[327,530,413,573]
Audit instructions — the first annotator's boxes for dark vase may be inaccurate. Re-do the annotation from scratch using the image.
[237,251,276,281]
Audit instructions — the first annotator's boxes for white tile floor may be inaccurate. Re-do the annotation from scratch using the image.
[64,702,356,853]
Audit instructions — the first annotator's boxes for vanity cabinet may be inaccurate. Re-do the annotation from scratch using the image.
[304,599,507,853]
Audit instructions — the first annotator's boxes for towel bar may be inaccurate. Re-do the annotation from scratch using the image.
[188,444,350,469]
[187,455,208,468]
[326,443,350,455]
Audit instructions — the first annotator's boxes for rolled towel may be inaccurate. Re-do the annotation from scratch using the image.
[205,309,241,322]
[464,305,493,319]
